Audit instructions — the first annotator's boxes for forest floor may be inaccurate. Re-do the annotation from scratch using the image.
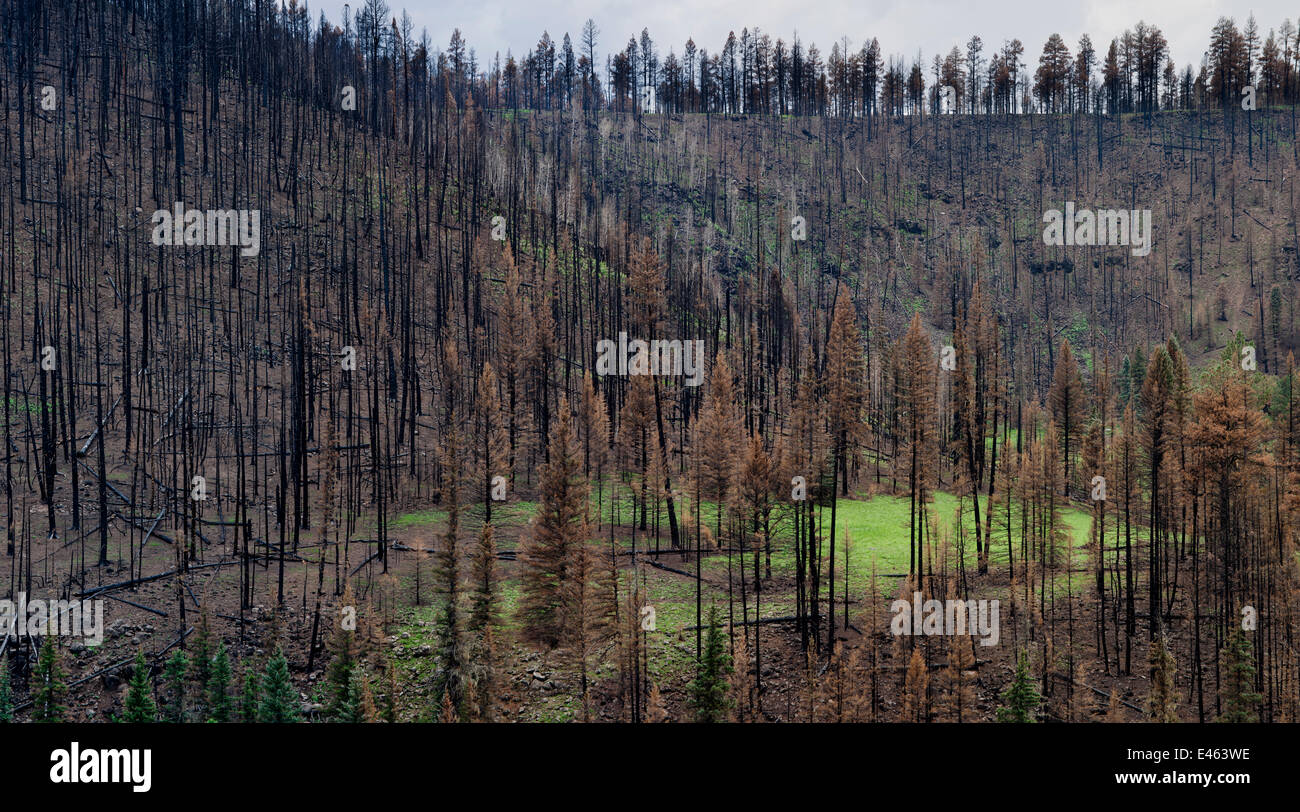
[7,464,1172,722]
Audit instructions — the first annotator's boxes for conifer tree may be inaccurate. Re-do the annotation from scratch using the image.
[841,645,873,723]
[122,651,158,723]
[997,648,1041,722]
[326,584,360,721]
[737,432,775,549]
[11,0,1300,729]
[239,667,260,723]
[476,362,510,524]
[259,648,300,723]
[352,665,378,722]
[1126,343,1148,406]
[1107,688,1126,722]
[617,576,649,722]
[1218,629,1261,722]
[824,284,868,643]
[31,635,67,723]
[945,633,976,722]
[689,605,734,722]
[617,372,657,531]
[694,351,742,544]
[1188,362,1269,635]
[520,399,588,648]
[898,313,937,580]
[163,650,189,722]
[646,681,669,722]
[1040,420,1068,569]
[577,371,611,488]
[497,249,535,486]
[187,607,213,712]
[564,539,616,720]
[1048,338,1087,495]
[333,676,361,723]
[693,351,746,660]
[432,687,453,723]
[961,280,1002,575]
[626,238,668,336]
[902,645,930,722]
[207,643,232,722]
[0,653,13,722]
[469,524,499,635]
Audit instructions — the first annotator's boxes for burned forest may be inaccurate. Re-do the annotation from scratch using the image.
[0,0,1298,733]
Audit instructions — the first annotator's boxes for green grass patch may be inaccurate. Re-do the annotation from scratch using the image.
[389,508,449,530]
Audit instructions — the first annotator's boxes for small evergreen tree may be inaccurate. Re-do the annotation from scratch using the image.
[944,633,976,722]
[997,648,1041,722]
[1218,629,1261,723]
[332,672,361,723]
[31,636,68,723]
[163,650,189,722]
[350,665,378,722]
[187,608,213,713]
[903,645,931,722]
[1107,688,1125,722]
[688,605,734,722]
[207,643,232,722]
[0,653,12,722]
[325,591,359,722]
[646,681,669,723]
[122,651,158,722]
[258,648,300,723]
[438,687,457,723]
[239,667,260,722]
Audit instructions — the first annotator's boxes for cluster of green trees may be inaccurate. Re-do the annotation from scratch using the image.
[338,6,1298,117]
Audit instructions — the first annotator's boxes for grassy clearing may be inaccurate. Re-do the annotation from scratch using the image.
[385,487,1102,709]
[388,508,449,530]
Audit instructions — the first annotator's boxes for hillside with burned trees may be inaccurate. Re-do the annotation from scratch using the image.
[0,0,1297,725]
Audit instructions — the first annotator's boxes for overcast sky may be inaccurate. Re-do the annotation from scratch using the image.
[317,1,1284,73]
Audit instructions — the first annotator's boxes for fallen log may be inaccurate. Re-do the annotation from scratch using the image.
[348,550,382,577]
[12,626,193,713]
[99,593,168,617]
[77,394,122,456]
[684,615,799,632]
[77,458,133,506]
[77,559,236,598]
[646,559,695,578]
